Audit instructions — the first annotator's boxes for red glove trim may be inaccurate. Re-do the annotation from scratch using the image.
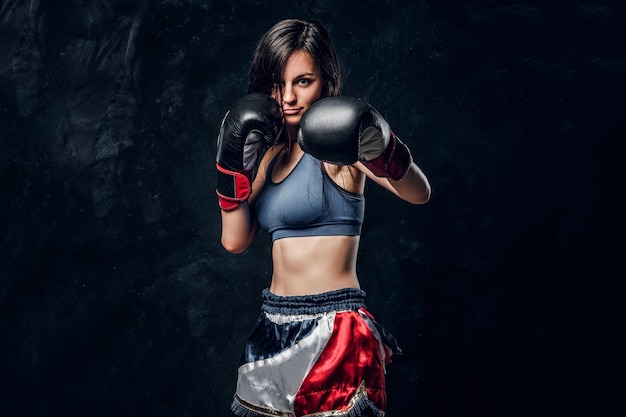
[362,132,413,181]
[215,163,251,211]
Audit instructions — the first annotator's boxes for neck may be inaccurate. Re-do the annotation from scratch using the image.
[282,125,300,154]
[286,125,299,142]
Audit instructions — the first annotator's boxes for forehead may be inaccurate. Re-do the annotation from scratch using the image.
[283,50,320,78]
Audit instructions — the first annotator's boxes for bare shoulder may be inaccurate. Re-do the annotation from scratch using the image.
[263,143,285,163]
[256,144,284,178]
[249,144,285,203]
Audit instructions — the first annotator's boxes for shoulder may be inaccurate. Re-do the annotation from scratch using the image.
[250,143,284,203]
[257,143,284,175]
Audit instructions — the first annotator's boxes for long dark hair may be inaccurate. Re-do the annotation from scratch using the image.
[248,19,341,98]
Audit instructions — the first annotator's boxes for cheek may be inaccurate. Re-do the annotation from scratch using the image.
[307,86,323,104]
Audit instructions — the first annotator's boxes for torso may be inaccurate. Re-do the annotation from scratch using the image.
[251,142,366,296]
[270,235,361,296]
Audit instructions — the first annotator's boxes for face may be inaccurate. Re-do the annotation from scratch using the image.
[272,50,323,127]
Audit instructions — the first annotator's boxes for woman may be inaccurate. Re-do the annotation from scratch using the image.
[215,18,431,417]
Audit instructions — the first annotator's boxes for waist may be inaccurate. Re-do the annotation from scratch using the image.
[270,235,360,295]
[261,287,367,315]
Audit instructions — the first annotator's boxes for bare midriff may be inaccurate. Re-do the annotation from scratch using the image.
[268,235,361,296]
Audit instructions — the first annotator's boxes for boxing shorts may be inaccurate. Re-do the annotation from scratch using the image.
[231,287,402,417]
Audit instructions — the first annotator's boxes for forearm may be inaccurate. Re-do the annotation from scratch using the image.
[388,162,431,204]
[220,203,258,253]
[356,160,431,204]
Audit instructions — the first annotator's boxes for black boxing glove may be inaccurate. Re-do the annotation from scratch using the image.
[216,93,282,211]
[297,96,412,181]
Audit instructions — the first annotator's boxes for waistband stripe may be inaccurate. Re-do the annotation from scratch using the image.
[261,288,367,315]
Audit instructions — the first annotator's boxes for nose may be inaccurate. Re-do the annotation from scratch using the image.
[282,83,296,105]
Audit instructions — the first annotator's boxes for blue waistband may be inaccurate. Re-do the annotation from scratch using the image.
[261,287,367,315]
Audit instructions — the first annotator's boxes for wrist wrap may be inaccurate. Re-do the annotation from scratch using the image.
[216,163,252,211]
[362,132,412,181]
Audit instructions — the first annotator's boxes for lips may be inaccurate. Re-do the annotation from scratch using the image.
[282,108,301,116]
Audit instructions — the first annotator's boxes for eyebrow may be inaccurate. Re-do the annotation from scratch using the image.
[290,72,317,79]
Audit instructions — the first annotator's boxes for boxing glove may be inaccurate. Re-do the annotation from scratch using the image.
[297,96,412,181]
[216,93,282,211]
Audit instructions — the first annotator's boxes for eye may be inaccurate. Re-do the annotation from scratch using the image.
[297,78,312,86]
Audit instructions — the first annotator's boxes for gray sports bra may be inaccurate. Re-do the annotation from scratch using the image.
[255,149,364,241]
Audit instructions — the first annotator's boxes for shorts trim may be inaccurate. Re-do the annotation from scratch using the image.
[233,381,386,417]
[232,394,295,417]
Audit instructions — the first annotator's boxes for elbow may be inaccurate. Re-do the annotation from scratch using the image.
[407,183,431,205]
[410,194,430,205]
[421,186,432,204]
[221,236,249,254]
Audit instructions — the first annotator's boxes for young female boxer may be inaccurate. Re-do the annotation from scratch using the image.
[215,18,431,417]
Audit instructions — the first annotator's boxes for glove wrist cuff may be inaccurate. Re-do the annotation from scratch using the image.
[216,163,251,211]
[362,132,412,181]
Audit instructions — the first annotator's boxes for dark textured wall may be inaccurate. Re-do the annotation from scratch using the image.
[1,1,624,416]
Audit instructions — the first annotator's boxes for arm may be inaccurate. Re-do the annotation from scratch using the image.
[298,96,431,204]
[220,203,258,254]
[220,147,281,253]
[215,93,281,253]
[356,160,431,204]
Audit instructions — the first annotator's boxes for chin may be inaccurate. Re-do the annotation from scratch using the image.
[284,116,302,126]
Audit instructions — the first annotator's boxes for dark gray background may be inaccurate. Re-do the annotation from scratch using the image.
[1,0,624,416]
